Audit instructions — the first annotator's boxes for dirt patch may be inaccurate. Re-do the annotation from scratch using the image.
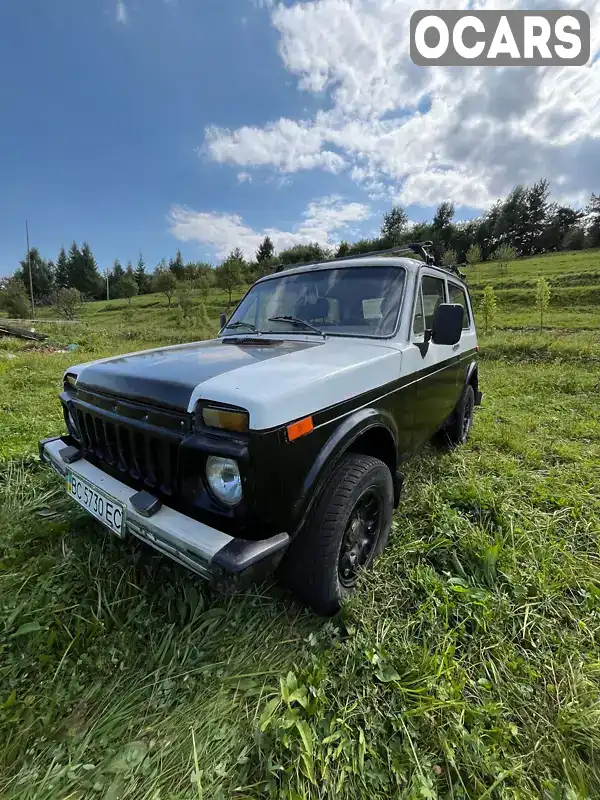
[22,344,69,354]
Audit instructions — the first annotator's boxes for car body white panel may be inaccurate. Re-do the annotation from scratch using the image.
[188,337,404,430]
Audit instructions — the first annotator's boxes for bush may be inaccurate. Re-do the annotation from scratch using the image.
[0,279,30,319]
[535,278,551,331]
[120,274,139,304]
[441,249,457,266]
[466,244,481,265]
[481,286,497,333]
[52,287,83,320]
[492,245,517,271]
[177,280,196,318]
[154,269,177,306]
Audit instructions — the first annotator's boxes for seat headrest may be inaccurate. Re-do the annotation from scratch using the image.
[313,297,329,320]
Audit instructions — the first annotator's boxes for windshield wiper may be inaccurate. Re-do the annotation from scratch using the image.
[223,321,258,333]
[267,316,326,338]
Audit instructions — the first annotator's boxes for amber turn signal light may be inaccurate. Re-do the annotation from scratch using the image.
[287,416,314,442]
[202,407,249,432]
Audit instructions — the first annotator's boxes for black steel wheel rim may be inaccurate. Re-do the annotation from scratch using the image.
[462,392,474,439]
[338,488,383,588]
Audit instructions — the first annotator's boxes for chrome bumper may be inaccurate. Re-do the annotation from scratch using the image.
[39,436,289,589]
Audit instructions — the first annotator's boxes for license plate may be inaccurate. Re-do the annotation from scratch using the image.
[67,473,125,538]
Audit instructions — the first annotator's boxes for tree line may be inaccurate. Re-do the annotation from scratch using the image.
[1,180,599,319]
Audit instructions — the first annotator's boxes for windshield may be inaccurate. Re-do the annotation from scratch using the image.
[223,265,406,338]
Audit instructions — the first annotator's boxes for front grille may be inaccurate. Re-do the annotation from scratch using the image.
[72,401,184,497]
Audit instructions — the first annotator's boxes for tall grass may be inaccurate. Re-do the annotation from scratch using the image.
[0,252,599,797]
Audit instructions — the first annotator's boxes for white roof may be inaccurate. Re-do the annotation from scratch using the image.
[256,256,467,287]
[256,256,423,283]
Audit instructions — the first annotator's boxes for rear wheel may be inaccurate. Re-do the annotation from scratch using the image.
[279,453,394,616]
[440,383,475,448]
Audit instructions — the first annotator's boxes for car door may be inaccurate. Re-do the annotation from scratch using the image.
[411,271,459,444]
[447,280,478,393]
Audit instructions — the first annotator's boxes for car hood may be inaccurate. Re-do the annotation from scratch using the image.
[71,336,402,429]
[73,338,321,412]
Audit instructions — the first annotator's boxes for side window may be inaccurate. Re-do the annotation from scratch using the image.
[421,276,446,330]
[449,283,470,329]
[412,285,425,335]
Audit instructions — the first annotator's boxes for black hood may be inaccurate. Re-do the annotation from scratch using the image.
[76,338,321,412]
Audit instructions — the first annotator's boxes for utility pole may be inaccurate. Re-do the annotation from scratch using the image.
[105,269,110,301]
[25,220,35,320]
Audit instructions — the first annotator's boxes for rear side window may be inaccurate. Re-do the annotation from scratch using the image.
[448,283,471,329]
[421,276,446,330]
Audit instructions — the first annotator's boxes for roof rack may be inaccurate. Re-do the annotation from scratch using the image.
[273,241,436,273]
[271,241,468,281]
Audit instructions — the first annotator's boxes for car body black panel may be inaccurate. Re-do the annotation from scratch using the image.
[76,338,321,412]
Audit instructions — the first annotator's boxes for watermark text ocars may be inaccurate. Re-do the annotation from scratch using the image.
[410,10,590,67]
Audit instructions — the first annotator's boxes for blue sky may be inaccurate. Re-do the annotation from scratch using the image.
[1,0,598,276]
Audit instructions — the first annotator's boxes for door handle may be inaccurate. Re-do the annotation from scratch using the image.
[452,343,460,351]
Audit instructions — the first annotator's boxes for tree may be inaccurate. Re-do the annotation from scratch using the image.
[481,286,497,333]
[522,179,550,254]
[563,225,586,250]
[177,280,195,317]
[492,244,517,271]
[154,267,177,306]
[52,287,83,320]
[279,242,327,265]
[186,262,214,283]
[169,250,186,280]
[539,204,582,251]
[16,247,54,302]
[135,253,150,294]
[433,201,455,232]
[0,278,30,318]
[55,247,69,288]
[110,259,125,298]
[120,273,139,304]
[494,186,528,253]
[346,237,385,256]
[441,249,457,266]
[585,193,600,247]
[381,206,408,245]
[196,275,212,302]
[215,251,243,304]
[256,236,275,263]
[535,278,550,331]
[336,241,350,258]
[67,241,102,298]
[466,243,481,265]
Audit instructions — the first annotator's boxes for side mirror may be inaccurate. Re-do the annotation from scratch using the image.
[430,303,463,345]
[219,313,227,329]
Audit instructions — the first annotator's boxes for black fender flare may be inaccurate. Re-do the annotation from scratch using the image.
[290,407,399,536]
[463,359,482,406]
[465,359,478,392]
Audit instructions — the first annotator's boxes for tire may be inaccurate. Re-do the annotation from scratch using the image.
[279,453,394,616]
[440,383,475,448]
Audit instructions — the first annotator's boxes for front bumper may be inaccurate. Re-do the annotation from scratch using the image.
[39,436,289,590]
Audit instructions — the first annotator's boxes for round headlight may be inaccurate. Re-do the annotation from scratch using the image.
[206,456,242,506]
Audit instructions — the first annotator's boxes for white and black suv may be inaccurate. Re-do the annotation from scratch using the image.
[40,243,481,615]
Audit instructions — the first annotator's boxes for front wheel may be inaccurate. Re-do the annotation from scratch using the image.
[279,454,394,616]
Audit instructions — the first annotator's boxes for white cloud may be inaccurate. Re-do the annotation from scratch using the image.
[203,0,600,209]
[168,196,371,260]
[205,119,345,174]
[237,171,252,183]
[116,0,128,24]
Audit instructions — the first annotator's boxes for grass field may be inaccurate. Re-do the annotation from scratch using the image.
[1,252,599,799]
